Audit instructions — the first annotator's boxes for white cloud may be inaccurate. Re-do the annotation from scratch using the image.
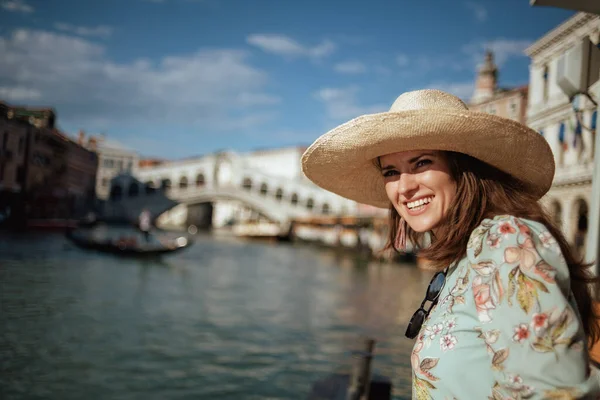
[0,86,41,101]
[0,29,278,138]
[425,82,474,101]
[314,86,387,120]
[246,34,335,59]
[464,2,487,22]
[1,0,33,13]
[463,38,532,66]
[54,23,113,39]
[334,61,366,74]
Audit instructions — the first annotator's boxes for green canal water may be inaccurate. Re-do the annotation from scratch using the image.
[0,229,434,399]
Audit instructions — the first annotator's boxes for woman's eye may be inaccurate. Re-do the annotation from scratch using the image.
[415,159,432,169]
[383,170,398,177]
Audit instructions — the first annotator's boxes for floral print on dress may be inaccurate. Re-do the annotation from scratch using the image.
[410,215,600,399]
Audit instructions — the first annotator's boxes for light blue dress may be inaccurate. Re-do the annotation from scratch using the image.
[411,215,600,399]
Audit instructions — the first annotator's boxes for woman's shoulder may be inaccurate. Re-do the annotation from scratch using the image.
[466,214,564,265]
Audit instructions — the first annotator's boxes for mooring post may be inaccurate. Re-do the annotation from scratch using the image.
[346,337,375,400]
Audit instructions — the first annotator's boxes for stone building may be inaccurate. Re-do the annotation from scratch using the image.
[525,12,600,259]
[0,101,98,223]
[77,131,139,200]
[468,51,529,124]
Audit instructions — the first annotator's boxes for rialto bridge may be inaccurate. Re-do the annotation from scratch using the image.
[100,148,361,231]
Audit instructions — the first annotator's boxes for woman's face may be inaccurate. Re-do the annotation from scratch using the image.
[380,150,457,234]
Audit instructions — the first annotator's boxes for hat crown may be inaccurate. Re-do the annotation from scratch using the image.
[389,89,468,113]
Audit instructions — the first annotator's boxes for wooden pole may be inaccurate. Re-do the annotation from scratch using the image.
[346,337,375,400]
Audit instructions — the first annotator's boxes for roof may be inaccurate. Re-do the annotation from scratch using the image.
[525,12,598,57]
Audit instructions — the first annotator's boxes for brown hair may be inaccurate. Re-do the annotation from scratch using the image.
[383,151,600,344]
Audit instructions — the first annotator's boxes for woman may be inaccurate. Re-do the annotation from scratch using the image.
[301,89,600,398]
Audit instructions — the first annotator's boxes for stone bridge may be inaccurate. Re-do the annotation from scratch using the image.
[104,149,358,228]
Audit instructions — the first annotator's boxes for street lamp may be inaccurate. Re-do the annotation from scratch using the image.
[530,1,600,274]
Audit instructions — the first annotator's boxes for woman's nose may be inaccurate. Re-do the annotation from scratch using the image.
[398,173,419,197]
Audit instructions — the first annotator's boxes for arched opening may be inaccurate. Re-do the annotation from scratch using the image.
[110,184,122,201]
[306,198,314,210]
[322,203,330,215]
[275,188,283,201]
[161,178,172,193]
[573,198,588,259]
[242,177,252,191]
[291,193,298,206]
[551,200,562,230]
[128,182,139,197]
[260,183,268,196]
[179,176,188,189]
[144,181,155,195]
[196,173,205,187]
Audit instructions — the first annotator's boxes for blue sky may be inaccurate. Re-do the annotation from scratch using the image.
[0,0,574,159]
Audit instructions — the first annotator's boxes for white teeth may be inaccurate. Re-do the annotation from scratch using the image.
[407,196,434,209]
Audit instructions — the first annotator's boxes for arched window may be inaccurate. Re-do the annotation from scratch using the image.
[242,178,252,191]
[144,181,155,195]
[128,182,139,197]
[290,193,298,206]
[322,203,330,215]
[306,198,314,210]
[179,176,188,189]
[260,183,268,196]
[196,173,205,187]
[161,179,172,192]
[592,110,597,132]
[275,188,283,201]
[110,184,122,201]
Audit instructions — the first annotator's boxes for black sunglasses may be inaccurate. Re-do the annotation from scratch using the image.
[405,267,449,339]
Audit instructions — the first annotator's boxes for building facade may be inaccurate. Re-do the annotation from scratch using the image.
[0,101,98,223]
[469,51,529,124]
[78,131,139,200]
[525,12,600,259]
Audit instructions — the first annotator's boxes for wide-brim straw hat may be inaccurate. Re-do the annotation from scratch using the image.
[301,89,555,208]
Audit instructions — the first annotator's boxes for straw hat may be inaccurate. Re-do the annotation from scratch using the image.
[301,89,555,208]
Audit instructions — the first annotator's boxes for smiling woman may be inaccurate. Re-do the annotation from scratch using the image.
[301,89,600,399]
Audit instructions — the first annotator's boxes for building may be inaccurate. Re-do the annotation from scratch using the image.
[0,103,30,218]
[525,12,600,259]
[77,131,139,200]
[469,51,529,124]
[0,101,98,224]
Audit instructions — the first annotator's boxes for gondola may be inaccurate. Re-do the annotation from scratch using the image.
[65,229,193,257]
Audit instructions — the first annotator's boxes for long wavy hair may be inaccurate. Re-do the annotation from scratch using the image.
[382,151,600,344]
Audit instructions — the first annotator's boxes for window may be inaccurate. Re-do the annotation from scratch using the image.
[179,176,188,189]
[260,183,268,196]
[322,203,330,214]
[291,193,298,205]
[196,173,205,187]
[242,177,252,190]
[18,136,25,153]
[542,65,549,102]
[275,188,283,201]
[306,198,314,210]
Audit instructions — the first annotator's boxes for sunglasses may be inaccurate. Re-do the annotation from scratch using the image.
[405,267,449,339]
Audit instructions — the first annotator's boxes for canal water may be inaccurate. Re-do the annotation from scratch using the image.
[0,228,435,400]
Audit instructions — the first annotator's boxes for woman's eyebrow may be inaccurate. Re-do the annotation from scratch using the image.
[381,152,436,170]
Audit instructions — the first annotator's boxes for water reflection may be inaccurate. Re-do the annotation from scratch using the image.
[0,230,433,399]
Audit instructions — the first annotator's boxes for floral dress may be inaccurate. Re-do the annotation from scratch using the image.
[411,215,600,399]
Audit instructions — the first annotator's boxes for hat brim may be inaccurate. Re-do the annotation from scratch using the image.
[301,109,555,208]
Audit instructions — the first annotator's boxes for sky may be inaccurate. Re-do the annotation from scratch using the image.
[0,0,575,159]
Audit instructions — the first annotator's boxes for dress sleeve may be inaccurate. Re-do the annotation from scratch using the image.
[466,215,599,399]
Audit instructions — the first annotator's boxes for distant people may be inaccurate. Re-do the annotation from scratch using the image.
[301,89,600,397]
[139,209,152,242]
